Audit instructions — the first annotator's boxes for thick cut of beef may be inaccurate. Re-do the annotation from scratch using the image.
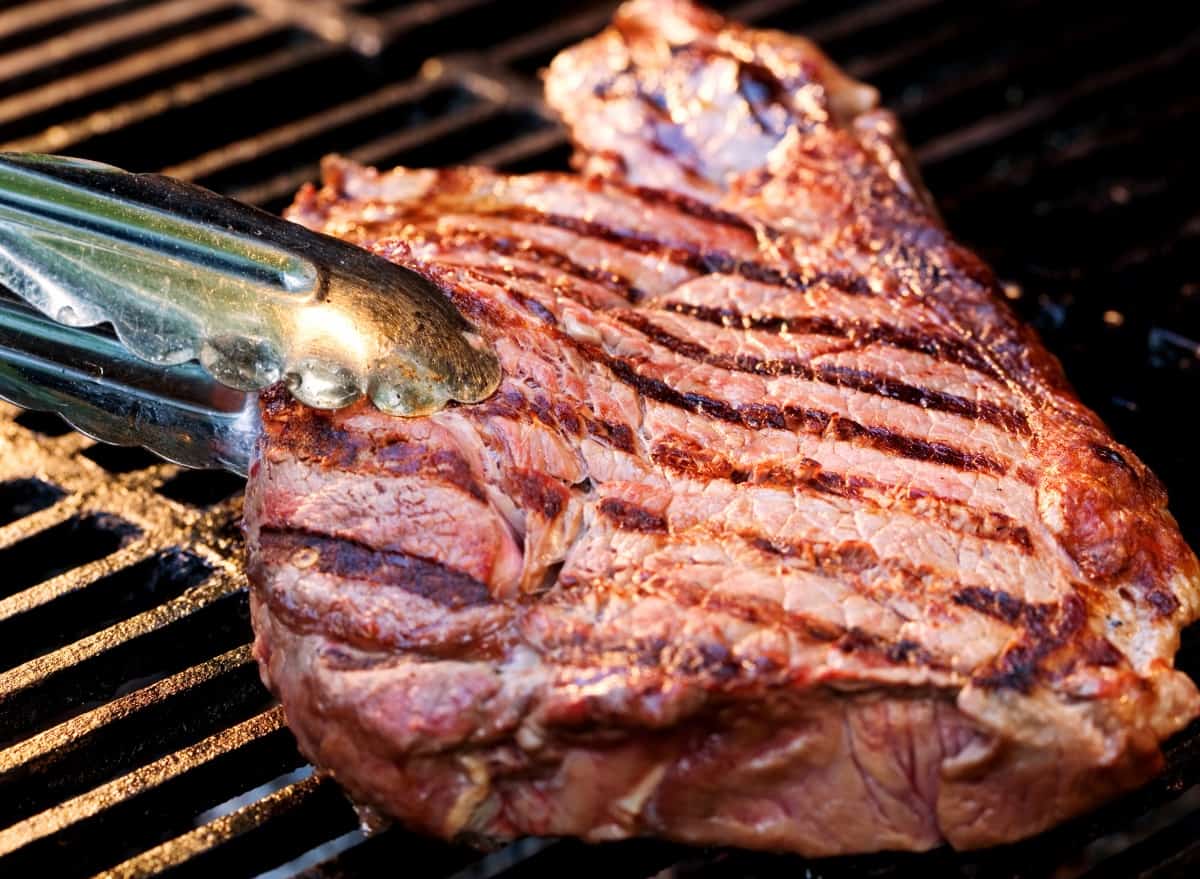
[245,0,1200,855]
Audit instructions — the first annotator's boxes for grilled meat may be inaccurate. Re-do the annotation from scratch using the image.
[245,0,1200,855]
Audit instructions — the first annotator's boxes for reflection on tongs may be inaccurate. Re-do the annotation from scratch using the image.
[0,153,502,475]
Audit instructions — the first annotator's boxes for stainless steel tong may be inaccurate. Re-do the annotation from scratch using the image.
[0,153,502,475]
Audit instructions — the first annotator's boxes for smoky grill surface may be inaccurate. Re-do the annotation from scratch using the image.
[1,0,1199,877]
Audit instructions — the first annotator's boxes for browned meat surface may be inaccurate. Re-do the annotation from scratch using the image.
[245,0,1200,855]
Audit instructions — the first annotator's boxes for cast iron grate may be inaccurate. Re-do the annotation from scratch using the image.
[0,0,1198,876]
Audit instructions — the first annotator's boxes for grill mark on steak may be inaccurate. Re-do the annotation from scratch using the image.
[649,436,1034,552]
[736,58,792,137]
[447,265,1009,475]
[609,574,946,671]
[600,179,766,236]
[973,594,1089,693]
[470,386,636,454]
[250,529,514,660]
[601,354,1007,474]
[476,206,873,296]
[258,584,510,661]
[954,588,1128,692]
[510,469,570,519]
[410,227,647,302]
[539,634,756,689]
[595,497,1002,630]
[542,570,946,675]
[467,264,626,316]
[315,644,409,672]
[825,415,1005,474]
[676,42,798,123]
[452,247,1020,433]
[260,528,493,609]
[1146,588,1181,617]
[257,407,490,502]
[743,532,876,573]
[584,418,638,454]
[434,246,1025,452]
[616,310,1028,433]
[598,497,668,532]
[373,443,488,502]
[819,364,1027,433]
[952,585,1032,625]
[597,75,726,189]
[660,301,1000,378]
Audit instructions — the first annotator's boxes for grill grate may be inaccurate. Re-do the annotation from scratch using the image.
[1,0,1199,876]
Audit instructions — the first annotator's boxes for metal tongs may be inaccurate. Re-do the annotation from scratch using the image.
[0,153,502,475]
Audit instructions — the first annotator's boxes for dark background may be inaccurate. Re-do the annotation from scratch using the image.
[0,1,1198,876]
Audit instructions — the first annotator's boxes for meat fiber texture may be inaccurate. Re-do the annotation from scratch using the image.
[245,0,1200,855]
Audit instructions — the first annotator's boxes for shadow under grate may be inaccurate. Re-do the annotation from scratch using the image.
[81,442,165,474]
[12,409,73,437]
[0,478,64,529]
[0,513,141,599]
[0,548,213,670]
[157,469,246,508]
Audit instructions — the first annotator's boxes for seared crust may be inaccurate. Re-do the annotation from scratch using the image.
[247,0,1200,855]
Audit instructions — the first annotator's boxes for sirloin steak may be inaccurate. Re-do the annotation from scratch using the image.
[245,0,1200,855]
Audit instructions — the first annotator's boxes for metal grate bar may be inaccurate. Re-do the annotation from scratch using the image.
[0,539,160,622]
[0,459,240,629]
[0,0,239,84]
[1,41,337,155]
[485,838,685,879]
[844,0,1042,80]
[0,706,284,857]
[468,126,569,171]
[227,98,504,206]
[0,415,90,483]
[269,827,369,879]
[800,0,949,45]
[488,4,615,68]
[0,15,280,132]
[375,0,496,40]
[487,0,914,77]
[0,0,130,42]
[342,98,504,165]
[0,569,242,706]
[293,826,482,879]
[161,75,451,182]
[0,500,76,554]
[1104,213,1200,284]
[101,770,326,879]
[0,645,253,776]
[915,34,1200,166]
[934,94,1200,211]
[1079,794,1200,879]
[885,10,1129,119]
[239,0,384,55]
[725,0,811,24]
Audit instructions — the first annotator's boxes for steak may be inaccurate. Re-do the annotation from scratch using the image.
[245,0,1200,855]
